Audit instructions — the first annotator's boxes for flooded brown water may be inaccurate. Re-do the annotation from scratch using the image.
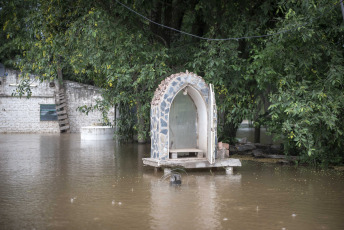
[0,134,343,230]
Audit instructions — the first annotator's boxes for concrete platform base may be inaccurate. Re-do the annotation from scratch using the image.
[143,158,241,169]
[80,126,114,140]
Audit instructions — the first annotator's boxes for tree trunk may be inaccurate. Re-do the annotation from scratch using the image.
[57,63,63,90]
[223,122,238,145]
[136,100,146,144]
[254,125,261,143]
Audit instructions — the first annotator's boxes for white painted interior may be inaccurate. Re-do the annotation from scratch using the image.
[169,91,197,149]
[168,85,207,157]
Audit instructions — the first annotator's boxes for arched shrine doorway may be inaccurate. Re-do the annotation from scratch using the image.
[143,71,242,171]
[148,71,216,163]
[168,85,208,158]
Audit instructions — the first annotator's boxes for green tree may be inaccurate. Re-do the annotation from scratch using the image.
[190,0,279,143]
[1,0,343,165]
[250,0,344,165]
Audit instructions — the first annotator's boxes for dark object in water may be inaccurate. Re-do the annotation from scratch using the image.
[170,173,182,185]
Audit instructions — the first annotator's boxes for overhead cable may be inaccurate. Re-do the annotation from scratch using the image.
[115,0,343,41]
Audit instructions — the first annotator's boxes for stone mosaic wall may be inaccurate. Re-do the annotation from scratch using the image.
[150,72,210,160]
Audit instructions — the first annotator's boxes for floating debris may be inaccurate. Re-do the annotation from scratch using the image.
[291,213,297,217]
[170,173,182,185]
[111,200,115,205]
[118,202,122,205]
[70,197,76,203]
[223,218,228,221]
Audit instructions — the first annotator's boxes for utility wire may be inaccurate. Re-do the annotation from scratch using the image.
[115,0,343,41]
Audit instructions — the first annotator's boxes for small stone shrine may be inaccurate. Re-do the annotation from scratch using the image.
[143,71,241,173]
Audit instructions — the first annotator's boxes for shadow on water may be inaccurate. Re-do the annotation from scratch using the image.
[0,134,343,230]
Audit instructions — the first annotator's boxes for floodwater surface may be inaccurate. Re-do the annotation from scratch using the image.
[0,134,343,230]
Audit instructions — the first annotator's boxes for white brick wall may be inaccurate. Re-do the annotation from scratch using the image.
[64,81,115,133]
[0,69,115,133]
[0,69,57,96]
[0,70,60,133]
[0,96,60,133]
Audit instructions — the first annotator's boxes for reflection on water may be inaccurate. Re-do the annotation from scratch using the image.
[0,134,343,230]
[148,174,242,230]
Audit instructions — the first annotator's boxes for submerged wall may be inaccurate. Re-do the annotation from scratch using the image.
[64,81,115,133]
[0,70,59,133]
[0,69,114,133]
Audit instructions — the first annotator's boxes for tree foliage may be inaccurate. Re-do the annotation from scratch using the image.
[250,1,344,165]
[1,0,343,165]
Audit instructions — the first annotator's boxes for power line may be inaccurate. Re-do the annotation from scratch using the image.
[115,0,342,41]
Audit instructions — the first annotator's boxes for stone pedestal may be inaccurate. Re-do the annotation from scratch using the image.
[225,167,234,175]
[217,148,225,159]
[164,168,172,175]
[171,152,178,159]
